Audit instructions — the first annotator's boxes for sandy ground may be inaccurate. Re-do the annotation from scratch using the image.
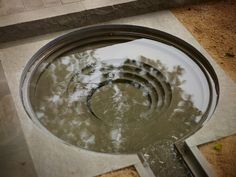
[96,166,140,177]
[173,0,236,83]
[173,0,236,177]
[199,135,236,177]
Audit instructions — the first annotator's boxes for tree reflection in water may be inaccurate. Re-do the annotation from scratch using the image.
[31,49,202,177]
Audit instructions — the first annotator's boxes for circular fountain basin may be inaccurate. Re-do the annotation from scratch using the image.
[21,25,219,176]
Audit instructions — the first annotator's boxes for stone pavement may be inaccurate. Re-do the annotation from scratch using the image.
[0,62,37,177]
[1,10,236,177]
[0,1,236,176]
[0,0,84,16]
[0,0,204,43]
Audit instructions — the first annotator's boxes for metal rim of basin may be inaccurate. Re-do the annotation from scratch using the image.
[20,24,220,150]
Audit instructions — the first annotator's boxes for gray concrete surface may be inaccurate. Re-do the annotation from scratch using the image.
[0,10,236,177]
[0,62,37,177]
[0,0,207,43]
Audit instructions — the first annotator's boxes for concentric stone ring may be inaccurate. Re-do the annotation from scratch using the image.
[82,59,173,125]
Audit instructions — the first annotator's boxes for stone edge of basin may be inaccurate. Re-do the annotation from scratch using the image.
[0,0,209,43]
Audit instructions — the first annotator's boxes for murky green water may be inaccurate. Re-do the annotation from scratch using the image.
[28,39,217,177]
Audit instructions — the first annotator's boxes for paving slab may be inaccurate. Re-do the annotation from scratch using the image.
[0,61,37,177]
[0,0,25,16]
[0,10,236,177]
[42,0,61,7]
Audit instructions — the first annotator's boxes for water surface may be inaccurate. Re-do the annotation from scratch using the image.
[29,39,217,177]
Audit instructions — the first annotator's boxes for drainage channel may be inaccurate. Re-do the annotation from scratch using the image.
[20,25,219,177]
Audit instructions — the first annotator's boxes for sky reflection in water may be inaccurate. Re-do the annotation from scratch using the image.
[30,39,212,177]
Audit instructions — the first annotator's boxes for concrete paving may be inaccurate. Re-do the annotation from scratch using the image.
[0,10,236,177]
[0,0,136,26]
[0,62,37,177]
[0,0,205,43]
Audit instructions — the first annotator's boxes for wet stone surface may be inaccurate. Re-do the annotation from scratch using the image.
[27,39,218,177]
